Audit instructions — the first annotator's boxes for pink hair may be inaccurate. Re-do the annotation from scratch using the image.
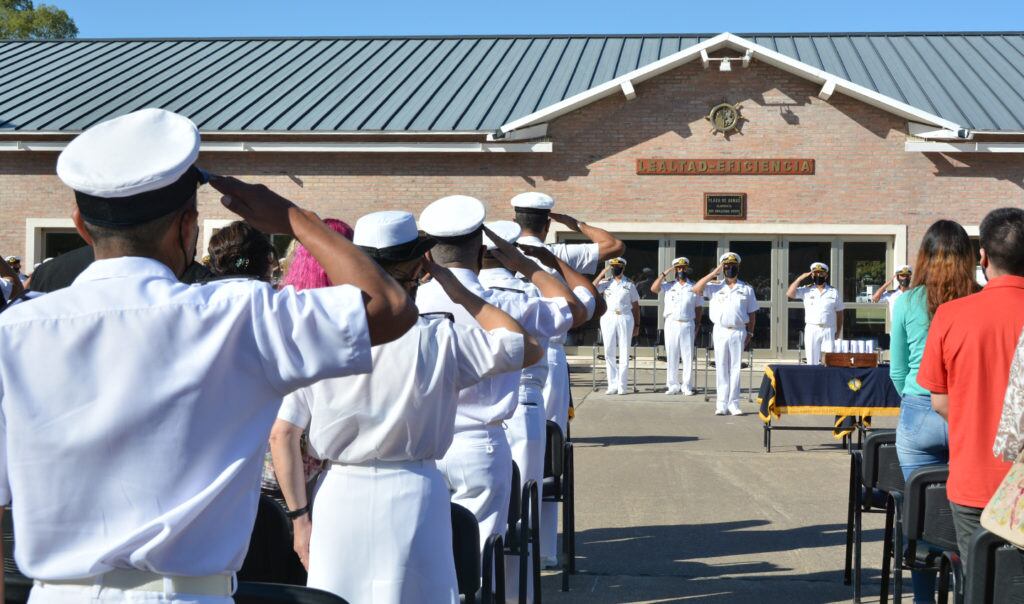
[280,218,354,291]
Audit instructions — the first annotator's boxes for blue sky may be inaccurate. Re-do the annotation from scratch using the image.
[50,0,1024,38]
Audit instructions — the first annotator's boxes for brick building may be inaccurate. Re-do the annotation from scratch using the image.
[1,32,1022,356]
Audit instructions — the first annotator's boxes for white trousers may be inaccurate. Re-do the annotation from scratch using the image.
[713,325,746,412]
[804,324,834,365]
[437,426,513,558]
[664,319,696,391]
[29,584,230,604]
[307,461,458,604]
[541,346,569,563]
[504,403,544,603]
[600,312,634,390]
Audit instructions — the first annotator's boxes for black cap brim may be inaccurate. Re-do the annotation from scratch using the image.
[359,235,436,263]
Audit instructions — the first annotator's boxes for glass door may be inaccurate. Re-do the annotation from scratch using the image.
[782,239,834,358]
[674,239,718,343]
[727,239,775,352]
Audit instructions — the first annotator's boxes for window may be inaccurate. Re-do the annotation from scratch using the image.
[42,230,86,260]
[843,242,887,303]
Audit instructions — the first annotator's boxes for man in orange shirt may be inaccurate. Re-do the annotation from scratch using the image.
[917,207,1024,561]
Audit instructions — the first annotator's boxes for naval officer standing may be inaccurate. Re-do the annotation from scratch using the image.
[271,211,542,604]
[0,108,416,603]
[595,258,641,394]
[693,252,759,416]
[651,257,704,395]
[872,264,913,319]
[787,262,845,365]
[416,196,580,561]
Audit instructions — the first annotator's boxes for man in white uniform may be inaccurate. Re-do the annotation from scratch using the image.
[270,211,543,604]
[595,258,641,395]
[509,191,622,567]
[693,252,759,416]
[416,196,579,564]
[651,257,704,395]
[787,262,845,365]
[0,109,417,603]
[872,264,913,319]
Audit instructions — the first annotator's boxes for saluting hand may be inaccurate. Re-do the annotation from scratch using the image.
[483,226,532,273]
[548,212,581,232]
[517,242,559,270]
[209,176,298,235]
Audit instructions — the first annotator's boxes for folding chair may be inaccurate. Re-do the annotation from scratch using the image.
[452,503,482,604]
[543,420,575,592]
[505,463,541,604]
[235,582,349,603]
[882,466,960,604]
[844,430,903,602]
[649,328,666,392]
[964,529,1024,604]
[481,534,506,604]
[3,508,31,604]
[239,495,307,586]
[796,329,806,364]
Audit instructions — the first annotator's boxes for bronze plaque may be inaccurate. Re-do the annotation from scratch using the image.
[636,158,815,175]
[704,193,747,220]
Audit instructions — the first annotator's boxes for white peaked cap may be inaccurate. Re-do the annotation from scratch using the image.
[673,257,690,267]
[609,257,627,266]
[354,211,419,249]
[56,108,200,198]
[896,264,913,275]
[482,220,522,250]
[720,252,742,264]
[510,191,555,210]
[810,262,829,272]
[420,195,486,238]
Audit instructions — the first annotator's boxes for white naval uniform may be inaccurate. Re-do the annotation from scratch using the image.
[416,268,571,559]
[597,277,640,391]
[794,285,845,365]
[277,316,525,604]
[516,235,600,563]
[880,288,905,320]
[704,280,759,413]
[0,258,373,603]
[660,280,703,392]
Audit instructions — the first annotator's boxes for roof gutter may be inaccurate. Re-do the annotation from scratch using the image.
[0,140,553,153]
[904,140,1024,153]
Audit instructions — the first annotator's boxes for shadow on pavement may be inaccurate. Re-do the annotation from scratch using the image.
[571,435,699,447]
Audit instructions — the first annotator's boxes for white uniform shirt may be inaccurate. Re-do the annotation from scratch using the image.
[704,280,760,329]
[880,288,905,316]
[516,235,599,344]
[0,258,372,579]
[660,280,703,321]
[416,268,572,429]
[597,278,640,315]
[795,285,845,327]
[278,316,524,464]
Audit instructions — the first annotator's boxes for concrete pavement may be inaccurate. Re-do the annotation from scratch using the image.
[539,368,903,603]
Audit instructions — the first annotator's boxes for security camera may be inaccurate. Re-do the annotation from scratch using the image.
[956,128,971,139]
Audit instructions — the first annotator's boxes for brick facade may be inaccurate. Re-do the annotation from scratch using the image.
[2,60,1022,262]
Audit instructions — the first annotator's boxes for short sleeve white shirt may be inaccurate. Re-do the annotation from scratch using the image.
[795,285,845,327]
[660,280,703,321]
[704,280,759,328]
[597,278,639,314]
[880,288,904,316]
[517,235,600,276]
[278,316,524,464]
[0,257,372,579]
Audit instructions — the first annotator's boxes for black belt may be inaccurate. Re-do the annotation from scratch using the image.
[520,402,538,406]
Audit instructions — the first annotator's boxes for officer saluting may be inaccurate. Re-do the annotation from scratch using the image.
[787,262,845,365]
[0,109,416,603]
[872,264,913,318]
[651,257,704,395]
[693,252,759,416]
[595,258,641,395]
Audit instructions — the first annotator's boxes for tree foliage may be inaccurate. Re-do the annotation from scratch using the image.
[0,0,78,39]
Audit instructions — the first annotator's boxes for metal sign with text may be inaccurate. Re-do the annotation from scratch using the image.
[704,193,747,220]
[636,158,815,175]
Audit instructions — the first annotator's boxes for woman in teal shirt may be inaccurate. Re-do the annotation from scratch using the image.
[890,219,978,603]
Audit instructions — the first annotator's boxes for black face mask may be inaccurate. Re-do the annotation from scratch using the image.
[812,274,828,286]
[897,277,911,288]
[675,269,688,280]
[611,266,624,277]
[723,265,738,279]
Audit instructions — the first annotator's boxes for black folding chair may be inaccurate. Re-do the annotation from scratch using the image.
[964,528,1024,604]
[505,463,541,604]
[3,508,31,604]
[481,534,506,604]
[543,420,575,592]
[239,495,307,586]
[235,582,348,603]
[883,466,960,604]
[452,503,482,604]
[844,430,904,602]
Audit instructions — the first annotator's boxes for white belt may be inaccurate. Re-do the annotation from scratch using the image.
[328,458,433,470]
[715,324,744,331]
[805,322,829,327]
[37,570,234,597]
[667,318,694,322]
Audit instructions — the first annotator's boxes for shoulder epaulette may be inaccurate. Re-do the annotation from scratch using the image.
[488,286,528,295]
[419,311,455,322]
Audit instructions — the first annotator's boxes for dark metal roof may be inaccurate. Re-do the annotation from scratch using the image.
[2,32,1023,133]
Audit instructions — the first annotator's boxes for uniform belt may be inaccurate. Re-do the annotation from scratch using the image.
[328,459,433,470]
[519,402,538,406]
[613,309,622,315]
[36,570,234,596]
[805,322,828,327]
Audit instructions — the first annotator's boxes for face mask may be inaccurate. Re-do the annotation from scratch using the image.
[897,277,911,288]
[812,274,828,286]
[723,265,738,279]
[611,266,624,277]
[675,269,688,280]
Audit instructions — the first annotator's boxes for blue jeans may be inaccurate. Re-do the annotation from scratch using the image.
[895,393,950,604]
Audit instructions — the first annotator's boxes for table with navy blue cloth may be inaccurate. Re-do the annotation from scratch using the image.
[757,364,901,452]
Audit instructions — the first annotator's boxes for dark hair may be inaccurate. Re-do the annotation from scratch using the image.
[513,210,550,235]
[430,229,483,266]
[83,198,194,256]
[980,207,1024,276]
[208,221,275,281]
[911,219,979,316]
